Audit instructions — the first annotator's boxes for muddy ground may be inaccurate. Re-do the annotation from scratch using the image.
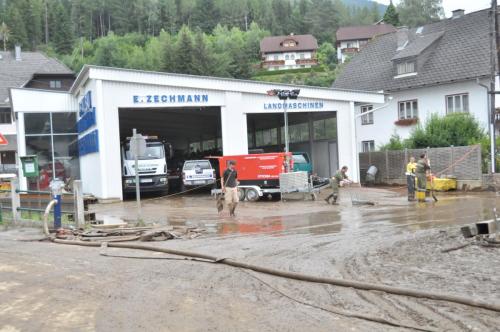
[0,187,499,331]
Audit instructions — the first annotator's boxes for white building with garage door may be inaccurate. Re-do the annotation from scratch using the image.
[9,65,383,201]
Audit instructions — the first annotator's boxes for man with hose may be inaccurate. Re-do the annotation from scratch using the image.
[325,166,352,204]
[415,154,430,202]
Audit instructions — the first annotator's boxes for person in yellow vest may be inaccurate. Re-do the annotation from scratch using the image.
[405,157,417,201]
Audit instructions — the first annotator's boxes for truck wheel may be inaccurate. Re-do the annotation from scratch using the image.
[245,188,259,202]
[237,188,246,201]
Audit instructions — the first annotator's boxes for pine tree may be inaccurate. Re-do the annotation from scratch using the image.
[52,1,74,54]
[0,22,10,51]
[5,4,28,48]
[191,30,212,75]
[383,0,400,26]
[173,25,194,74]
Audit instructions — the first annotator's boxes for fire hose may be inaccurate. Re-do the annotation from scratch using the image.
[43,203,500,317]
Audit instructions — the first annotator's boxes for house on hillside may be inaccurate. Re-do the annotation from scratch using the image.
[260,34,318,71]
[336,23,396,63]
[332,8,500,153]
[0,46,74,168]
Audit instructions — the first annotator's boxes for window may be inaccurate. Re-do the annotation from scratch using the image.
[255,128,278,147]
[24,112,79,190]
[396,61,415,75]
[49,80,62,89]
[446,93,469,113]
[313,117,337,140]
[359,40,368,47]
[300,53,305,59]
[361,105,373,125]
[281,122,309,143]
[346,42,355,48]
[285,54,290,60]
[398,100,418,119]
[273,55,278,61]
[0,108,12,124]
[362,140,375,152]
[290,54,295,60]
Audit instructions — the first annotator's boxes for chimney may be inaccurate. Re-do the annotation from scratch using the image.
[452,9,465,19]
[14,45,21,61]
[396,27,408,51]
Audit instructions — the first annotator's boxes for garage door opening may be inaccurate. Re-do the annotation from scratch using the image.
[246,112,338,177]
[119,107,222,193]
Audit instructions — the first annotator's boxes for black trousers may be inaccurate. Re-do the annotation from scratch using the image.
[407,175,415,200]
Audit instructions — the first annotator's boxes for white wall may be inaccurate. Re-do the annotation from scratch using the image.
[356,79,490,150]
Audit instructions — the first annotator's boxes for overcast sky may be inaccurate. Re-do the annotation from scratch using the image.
[376,0,492,17]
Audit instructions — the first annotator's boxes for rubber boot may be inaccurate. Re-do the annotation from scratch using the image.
[230,203,237,217]
[324,194,332,204]
[227,203,233,216]
[332,194,338,205]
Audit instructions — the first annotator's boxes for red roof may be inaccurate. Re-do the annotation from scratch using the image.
[336,24,396,42]
[260,34,318,54]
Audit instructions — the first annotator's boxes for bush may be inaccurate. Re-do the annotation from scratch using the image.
[378,134,409,151]
[407,113,485,148]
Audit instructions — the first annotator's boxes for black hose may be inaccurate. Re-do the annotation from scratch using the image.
[51,238,500,313]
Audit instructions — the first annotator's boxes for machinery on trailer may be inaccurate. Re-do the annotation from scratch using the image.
[211,152,293,201]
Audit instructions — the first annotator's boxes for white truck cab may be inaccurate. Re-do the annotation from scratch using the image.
[121,137,169,194]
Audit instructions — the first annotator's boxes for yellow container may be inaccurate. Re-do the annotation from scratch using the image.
[416,189,426,202]
[427,178,457,191]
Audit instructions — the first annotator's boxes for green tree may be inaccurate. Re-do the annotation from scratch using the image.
[191,30,213,75]
[316,42,336,69]
[5,4,28,48]
[397,0,444,27]
[52,1,74,54]
[172,25,194,73]
[383,0,400,26]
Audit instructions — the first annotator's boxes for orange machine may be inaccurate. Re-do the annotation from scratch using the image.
[216,152,293,188]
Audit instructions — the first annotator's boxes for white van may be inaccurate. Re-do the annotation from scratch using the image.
[182,160,216,190]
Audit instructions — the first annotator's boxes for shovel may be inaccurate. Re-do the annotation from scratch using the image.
[429,173,438,202]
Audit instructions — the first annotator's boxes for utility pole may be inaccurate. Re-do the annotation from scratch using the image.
[494,0,499,172]
[490,0,497,173]
[267,89,301,153]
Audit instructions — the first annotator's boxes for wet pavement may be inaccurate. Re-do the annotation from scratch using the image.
[1,187,499,331]
[91,187,499,238]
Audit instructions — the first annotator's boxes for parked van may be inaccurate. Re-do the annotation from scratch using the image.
[182,160,216,190]
[292,152,312,175]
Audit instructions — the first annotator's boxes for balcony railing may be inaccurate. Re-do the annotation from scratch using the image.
[341,47,359,54]
[295,59,318,65]
[261,60,285,68]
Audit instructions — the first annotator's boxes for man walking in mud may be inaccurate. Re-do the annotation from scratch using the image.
[325,166,352,204]
[222,160,239,217]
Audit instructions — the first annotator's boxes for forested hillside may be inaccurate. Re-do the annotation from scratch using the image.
[0,0,442,86]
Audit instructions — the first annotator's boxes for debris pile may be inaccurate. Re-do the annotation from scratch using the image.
[55,225,206,242]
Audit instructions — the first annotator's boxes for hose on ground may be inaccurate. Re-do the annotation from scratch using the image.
[50,238,500,313]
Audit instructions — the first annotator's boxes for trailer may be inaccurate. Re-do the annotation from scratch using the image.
[211,152,293,201]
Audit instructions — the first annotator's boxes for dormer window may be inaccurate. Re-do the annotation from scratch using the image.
[282,39,297,47]
[397,61,415,75]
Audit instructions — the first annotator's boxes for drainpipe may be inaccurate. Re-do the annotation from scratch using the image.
[477,79,496,173]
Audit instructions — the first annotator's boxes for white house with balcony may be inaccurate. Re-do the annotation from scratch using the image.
[336,23,396,64]
[333,8,499,153]
[260,34,318,71]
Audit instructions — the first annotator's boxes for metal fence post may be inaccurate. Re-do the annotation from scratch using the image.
[73,180,85,228]
[10,178,20,223]
[450,145,454,176]
[385,149,390,182]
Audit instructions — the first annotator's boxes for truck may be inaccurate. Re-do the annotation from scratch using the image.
[121,136,171,194]
[212,152,293,201]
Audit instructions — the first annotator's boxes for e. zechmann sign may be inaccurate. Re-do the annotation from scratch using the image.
[133,94,209,104]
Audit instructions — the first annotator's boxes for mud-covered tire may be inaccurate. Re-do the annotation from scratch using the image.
[237,188,246,201]
[245,188,259,202]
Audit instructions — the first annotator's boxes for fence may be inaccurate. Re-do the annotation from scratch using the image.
[0,178,86,228]
[359,145,482,185]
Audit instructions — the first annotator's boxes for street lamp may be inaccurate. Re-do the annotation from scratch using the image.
[267,89,300,153]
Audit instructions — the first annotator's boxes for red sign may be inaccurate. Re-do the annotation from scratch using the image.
[0,134,8,146]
